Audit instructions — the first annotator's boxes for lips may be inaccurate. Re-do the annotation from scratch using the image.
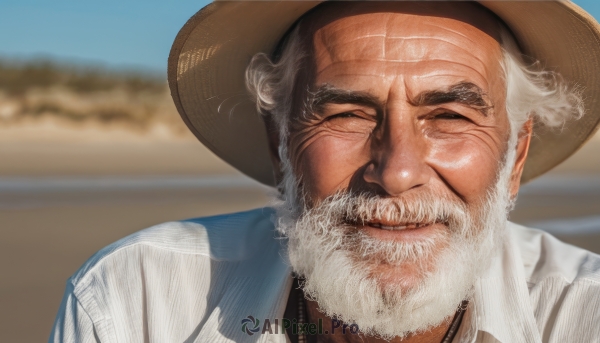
[343,218,447,242]
[366,221,433,231]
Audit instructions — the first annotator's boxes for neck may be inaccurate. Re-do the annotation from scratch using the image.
[305,298,453,343]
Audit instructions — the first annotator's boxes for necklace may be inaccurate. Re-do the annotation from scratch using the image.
[440,300,469,343]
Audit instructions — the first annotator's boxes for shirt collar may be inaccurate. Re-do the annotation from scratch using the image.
[194,209,295,343]
[456,223,542,343]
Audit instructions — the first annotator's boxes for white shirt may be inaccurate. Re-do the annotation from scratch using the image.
[49,208,600,343]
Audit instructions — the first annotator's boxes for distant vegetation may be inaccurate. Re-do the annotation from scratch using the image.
[0,58,188,134]
[0,59,165,95]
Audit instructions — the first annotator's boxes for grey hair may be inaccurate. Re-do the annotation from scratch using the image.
[245,25,305,138]
[245,25,306,202]
[498,30,585,140]
[245,23,584,196]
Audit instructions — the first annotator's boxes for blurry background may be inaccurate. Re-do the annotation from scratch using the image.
[1,1,599,342]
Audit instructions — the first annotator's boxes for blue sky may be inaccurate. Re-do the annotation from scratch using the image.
[0,1,598,73]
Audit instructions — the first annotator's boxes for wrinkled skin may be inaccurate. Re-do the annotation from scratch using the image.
[271,2,532,342]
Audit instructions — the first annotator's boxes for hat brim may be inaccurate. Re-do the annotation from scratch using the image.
[168,1,600,187]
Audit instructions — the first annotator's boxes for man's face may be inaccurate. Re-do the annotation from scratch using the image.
[276,2,532,338]
[287,3,512,286]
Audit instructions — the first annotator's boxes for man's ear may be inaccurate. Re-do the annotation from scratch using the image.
[263,114,284,185]
[509,118,533,198]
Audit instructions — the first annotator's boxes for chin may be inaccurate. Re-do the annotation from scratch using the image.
[369,262,432,292]
[286,233,488,339]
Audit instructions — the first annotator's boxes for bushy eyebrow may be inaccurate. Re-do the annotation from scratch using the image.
[308,81,493,116]
[309,84,384,114]
[409,81,493,116]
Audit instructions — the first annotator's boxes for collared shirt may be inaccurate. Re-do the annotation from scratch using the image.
[49,208,600,343]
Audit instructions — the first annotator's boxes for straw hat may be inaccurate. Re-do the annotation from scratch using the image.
[168,1,600,186]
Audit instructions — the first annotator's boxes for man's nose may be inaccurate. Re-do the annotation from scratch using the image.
[362,119,431,196]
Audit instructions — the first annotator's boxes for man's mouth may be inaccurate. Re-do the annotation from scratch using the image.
[342,218,447,241]
[366,221,433,231]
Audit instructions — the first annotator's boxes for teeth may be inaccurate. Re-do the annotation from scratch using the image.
[369,222,430,230]
[380,225,407,231]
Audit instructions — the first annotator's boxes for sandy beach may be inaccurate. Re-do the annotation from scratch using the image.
[1,123,599,343]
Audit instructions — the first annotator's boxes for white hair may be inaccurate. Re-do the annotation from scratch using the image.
[498,30,585,140]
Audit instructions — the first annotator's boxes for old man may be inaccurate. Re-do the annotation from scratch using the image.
[51,1,600,342]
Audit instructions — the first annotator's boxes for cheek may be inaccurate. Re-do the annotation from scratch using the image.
[428,135,504,201]
[297,133,371,200]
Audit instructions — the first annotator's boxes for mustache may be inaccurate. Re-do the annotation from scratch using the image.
[304,189,470,230]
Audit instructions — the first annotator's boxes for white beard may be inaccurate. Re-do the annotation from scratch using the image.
[275,142,517,339]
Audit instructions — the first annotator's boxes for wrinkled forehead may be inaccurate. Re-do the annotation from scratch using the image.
[299,1,506,43]
[296,1,506,86]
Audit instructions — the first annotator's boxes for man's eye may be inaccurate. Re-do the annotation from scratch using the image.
[435,112,465,120]
[327,112,359,120]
